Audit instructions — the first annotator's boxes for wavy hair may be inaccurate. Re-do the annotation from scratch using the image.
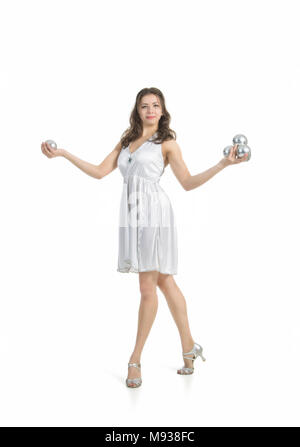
[120,87,176,150]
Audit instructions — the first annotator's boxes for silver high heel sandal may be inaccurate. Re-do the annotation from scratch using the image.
[126,362,142,388]
[177,342,206,375]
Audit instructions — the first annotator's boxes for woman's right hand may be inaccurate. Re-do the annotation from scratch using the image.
[41,141,64,158]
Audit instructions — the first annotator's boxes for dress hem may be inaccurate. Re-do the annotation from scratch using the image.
[117,267,177,275]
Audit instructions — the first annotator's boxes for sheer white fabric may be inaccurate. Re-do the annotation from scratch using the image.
[117,133,178,275]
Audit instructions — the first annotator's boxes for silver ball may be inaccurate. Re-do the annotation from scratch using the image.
[233,134,248,145]
[223,145,233,158]
[236,144,251,161]
[45,139,57,149]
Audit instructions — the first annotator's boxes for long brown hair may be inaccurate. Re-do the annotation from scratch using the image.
[120,87,176,149]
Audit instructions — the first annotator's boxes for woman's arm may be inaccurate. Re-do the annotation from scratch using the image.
[61,150,102,179]
[41,141,123,180]
[165,140,246,191]
[185,160,226,191]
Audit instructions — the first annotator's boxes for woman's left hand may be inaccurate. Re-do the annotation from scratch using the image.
[221,144,249,167]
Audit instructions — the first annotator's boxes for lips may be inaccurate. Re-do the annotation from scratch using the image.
[147,116,155,118]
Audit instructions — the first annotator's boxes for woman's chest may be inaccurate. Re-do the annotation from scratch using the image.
[118,141,165,175]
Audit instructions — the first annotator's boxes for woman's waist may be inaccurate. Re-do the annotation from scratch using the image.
[121,177,171,205]
[123,174,161,184]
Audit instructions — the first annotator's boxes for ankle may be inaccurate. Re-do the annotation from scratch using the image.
[129,354,141,363]
[182,339,195,353]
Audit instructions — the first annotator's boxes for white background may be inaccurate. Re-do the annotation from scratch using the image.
[0,0,299,427]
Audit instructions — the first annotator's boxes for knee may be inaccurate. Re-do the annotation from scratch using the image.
[157,274,173,293]
[139,284,157,300]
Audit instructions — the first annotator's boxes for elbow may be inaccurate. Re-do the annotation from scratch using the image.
[183,177,191,191]
[97,168,104,180]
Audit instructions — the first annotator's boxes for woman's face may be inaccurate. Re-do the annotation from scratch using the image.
[138,94,163,127]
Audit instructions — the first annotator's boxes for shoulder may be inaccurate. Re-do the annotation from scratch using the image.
[162,138,179,150]
[162,139,181,157]
[115,140,124,151]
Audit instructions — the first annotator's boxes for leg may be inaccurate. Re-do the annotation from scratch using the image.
[157,273,195,372]
[127,270,159,387]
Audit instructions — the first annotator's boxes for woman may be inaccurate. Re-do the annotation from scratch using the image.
[41,87,247,388]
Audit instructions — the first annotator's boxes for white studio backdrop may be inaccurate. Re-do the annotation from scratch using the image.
[0,0,299,427]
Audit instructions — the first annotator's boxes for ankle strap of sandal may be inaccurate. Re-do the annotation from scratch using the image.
[128,362,141,369]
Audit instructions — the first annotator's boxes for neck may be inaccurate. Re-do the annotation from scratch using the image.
[142,127,158,139]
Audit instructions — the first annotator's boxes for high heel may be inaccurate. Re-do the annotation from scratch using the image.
[177,342,206,375]
[126,362,142,388]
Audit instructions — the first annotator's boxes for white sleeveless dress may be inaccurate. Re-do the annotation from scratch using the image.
[117,132,178,275]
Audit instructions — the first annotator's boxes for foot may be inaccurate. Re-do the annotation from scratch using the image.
[177,356,195,374]
[177,342,195,374]
[126,358,142,388]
